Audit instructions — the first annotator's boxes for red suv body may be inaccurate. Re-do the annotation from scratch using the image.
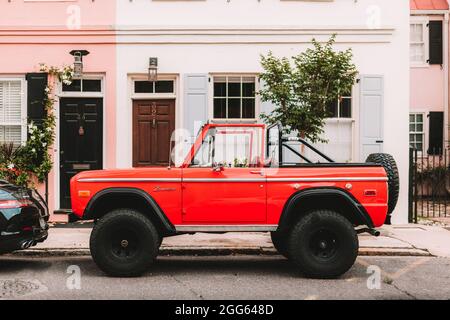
[70,123,398,278]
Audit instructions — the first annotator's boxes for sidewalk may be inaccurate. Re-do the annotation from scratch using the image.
[9,224,450,257]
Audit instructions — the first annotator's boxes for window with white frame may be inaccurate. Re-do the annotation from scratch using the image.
[0,80,25,146]
[213,76,257,120]
[410,22,428,64]
[410,113,425,152]
[326,92,352,119]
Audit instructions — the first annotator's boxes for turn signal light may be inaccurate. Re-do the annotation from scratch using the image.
[78,190,91,198]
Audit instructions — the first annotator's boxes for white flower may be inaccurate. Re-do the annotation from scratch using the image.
[40,133,45,138]
[42,143,47,147]
[7,163,14,170]
[31,148,36,153]
[31,136,35,140]
[46,127,52,132]
[45,87,50,93]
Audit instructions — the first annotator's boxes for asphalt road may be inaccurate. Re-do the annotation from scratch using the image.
[0,255,449,300]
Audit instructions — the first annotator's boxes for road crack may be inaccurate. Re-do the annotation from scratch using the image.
[169,274,205,300]
[390,281,417,300]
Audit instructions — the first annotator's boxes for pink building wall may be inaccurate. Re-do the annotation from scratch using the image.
[410,16,446,112]
[0,0,116,221]
[411,66,445,112]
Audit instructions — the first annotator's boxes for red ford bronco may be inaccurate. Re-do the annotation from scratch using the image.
[70,123,399,279]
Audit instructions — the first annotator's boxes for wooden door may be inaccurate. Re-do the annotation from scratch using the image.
[133,99,175,167]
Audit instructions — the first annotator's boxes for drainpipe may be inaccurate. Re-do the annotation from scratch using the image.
[445,12,449,148]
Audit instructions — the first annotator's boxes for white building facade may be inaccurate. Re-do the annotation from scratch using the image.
[114,0,410,223]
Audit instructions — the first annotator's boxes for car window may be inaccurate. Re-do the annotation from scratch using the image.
[190,127,263,168]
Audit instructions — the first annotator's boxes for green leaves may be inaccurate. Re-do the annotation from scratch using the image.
[0,65,74,187]
[259,35,358,143]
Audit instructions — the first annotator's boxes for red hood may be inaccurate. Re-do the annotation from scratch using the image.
[73,167,179,181]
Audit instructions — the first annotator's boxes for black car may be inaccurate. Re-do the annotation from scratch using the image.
[0,180,49,254]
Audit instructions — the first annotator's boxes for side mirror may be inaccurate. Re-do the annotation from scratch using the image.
[212,163,225,172]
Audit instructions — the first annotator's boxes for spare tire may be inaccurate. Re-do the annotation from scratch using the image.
[366,153,399,219]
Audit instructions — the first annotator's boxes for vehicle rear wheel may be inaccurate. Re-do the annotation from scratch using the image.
[366,153,399,224]
[270,231,289,259]
[90,209,160,277]
[287,210,358,279]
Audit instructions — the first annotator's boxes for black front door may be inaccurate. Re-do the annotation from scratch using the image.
[60,98,103,209]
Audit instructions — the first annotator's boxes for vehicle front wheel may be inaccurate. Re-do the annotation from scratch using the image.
[287,210,358,279]
[90,209,160,277]
[270,231,289,259]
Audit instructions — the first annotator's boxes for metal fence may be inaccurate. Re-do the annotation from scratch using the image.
[409,147,450,222]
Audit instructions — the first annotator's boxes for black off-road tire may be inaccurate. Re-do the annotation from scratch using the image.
[271,231,289,259]
[366,153,400,216]
[287,210,359,279]
[90,209,160,277]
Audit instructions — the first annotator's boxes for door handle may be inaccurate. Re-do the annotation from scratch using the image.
[376,140,384,143]
[250,170,264,176]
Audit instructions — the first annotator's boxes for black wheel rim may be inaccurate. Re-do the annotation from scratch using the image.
[309,228,339,261]
[110,227,140,259]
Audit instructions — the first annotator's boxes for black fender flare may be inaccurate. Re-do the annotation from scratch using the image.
[83,187,176,234]
[277,187,374,231]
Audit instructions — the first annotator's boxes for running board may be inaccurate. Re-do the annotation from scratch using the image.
[175,225,278,233]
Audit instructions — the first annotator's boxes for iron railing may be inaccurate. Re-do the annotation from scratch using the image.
[410,146,450,222]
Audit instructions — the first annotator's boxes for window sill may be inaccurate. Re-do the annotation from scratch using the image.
[325,118,355,123]
[211,119,258,123]
[410,63,430,69]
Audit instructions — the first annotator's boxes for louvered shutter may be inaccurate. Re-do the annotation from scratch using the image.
[429,21,443,65]
[0,80,23,145]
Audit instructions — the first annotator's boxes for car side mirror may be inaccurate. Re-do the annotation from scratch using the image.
[212,163,225,172]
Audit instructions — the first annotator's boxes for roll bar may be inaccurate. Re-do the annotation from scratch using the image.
[266,122,335,165]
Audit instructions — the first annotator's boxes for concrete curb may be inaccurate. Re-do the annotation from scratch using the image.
[6,246,432,257]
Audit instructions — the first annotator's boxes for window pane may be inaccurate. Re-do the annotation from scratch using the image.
[155,80,174,93]
[326,100,338,118]
[82,79,101,92]
[228,98,241,118]
[410,44,425,62]
[410,124,415,132]
[62,79,81,92]
[410,24,423,42]
[228,78,241,97]
[214,81,227,97]
[242,99,255,119]
[417,143,423,152]
[134,81,154,93]
[0,125,21,145]
[410,114,415,122]
[242,79,256,97]
[340,98,352,118]
[417,124,423,132]
[214,98,226,118]
[417,114,423,122]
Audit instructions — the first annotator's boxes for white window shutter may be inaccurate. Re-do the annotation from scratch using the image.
[184,74,208,140]
[0,80,23,145]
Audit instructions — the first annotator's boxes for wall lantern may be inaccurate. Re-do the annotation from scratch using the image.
[148,57,158,82]
[70,50,90,79]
